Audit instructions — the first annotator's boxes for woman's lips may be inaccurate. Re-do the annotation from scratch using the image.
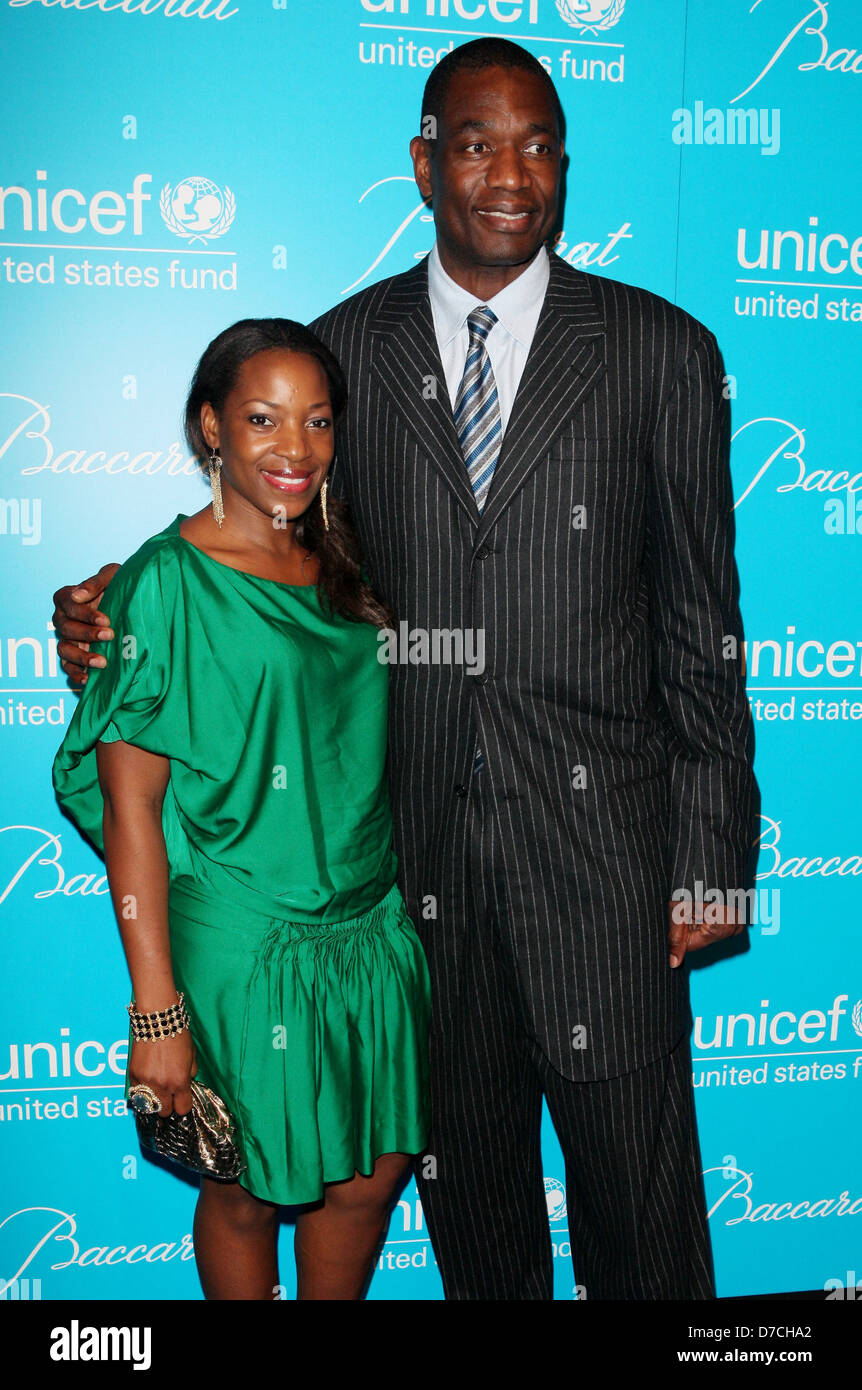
[260,469,315,494]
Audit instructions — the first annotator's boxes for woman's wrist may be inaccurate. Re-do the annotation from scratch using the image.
[130,975,180,1014]
[132,991,180,1013]
[128,990,190,1041]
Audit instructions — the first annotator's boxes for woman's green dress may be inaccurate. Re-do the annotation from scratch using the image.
[52,513,430,1205]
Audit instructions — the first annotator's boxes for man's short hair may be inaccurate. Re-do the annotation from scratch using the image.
[420,37,565,141]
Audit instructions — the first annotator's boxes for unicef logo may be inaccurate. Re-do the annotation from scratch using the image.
[544,1176,567,1222]
[556,0,626,32]
[853,1001,862,1038]
[160,176,236,245]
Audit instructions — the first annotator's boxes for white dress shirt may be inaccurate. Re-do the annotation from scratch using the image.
[427,241,550,435]
[427,243,550,773]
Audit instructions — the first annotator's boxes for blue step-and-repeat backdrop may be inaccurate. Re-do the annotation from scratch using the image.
[1,0,860,1300]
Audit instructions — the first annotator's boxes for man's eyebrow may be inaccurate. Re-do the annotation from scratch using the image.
[450,118,493,136]
[448,118,556,137]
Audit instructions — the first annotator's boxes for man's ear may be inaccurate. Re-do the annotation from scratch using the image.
[409,134,433,202]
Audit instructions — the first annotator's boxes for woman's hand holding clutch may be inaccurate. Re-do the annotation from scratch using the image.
[128,1030,197,1117]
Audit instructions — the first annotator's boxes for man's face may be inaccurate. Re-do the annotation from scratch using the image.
[410,64,563,280]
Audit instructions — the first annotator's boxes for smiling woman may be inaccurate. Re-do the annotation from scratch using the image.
[51,319,430,1301]
[180,319,391,617]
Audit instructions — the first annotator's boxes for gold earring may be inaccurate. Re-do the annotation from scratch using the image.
[208,449,224,529]
[320,478,329,532]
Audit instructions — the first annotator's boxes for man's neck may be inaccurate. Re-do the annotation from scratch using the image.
[435,243,544,301]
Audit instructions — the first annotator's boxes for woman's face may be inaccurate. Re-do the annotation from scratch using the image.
[200,348,335,526]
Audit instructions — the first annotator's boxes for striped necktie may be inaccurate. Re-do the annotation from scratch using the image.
[454,306,500,777]
[454,306,501,513]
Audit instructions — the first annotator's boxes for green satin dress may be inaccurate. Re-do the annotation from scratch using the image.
[52,513,430,1205]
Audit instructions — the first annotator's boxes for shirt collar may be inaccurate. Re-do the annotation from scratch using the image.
[427,241,550,350]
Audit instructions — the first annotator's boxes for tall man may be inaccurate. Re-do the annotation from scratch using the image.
[53,39,757,1299]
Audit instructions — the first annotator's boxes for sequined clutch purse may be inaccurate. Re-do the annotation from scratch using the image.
[131,1078,246,1181]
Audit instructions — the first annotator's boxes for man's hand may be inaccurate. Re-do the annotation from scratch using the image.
[668,899,745,968]
[52,563,121,687]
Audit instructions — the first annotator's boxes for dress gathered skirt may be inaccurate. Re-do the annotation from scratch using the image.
[52,513,431,1204]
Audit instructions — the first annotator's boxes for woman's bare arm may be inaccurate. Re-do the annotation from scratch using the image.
[96,738,195,1115]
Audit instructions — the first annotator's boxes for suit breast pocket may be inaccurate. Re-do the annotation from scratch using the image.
[606,772,669,828]
[550,435,614,462]
[549,434,642,551]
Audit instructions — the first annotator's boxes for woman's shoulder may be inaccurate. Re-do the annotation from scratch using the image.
[102,515,186,613]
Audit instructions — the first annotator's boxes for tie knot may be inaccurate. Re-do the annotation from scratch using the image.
[466,306,497,342]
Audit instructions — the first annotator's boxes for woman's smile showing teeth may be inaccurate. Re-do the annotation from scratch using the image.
[260,467,315,494]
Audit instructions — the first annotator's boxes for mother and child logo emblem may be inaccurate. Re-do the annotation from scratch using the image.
[160,176,236,244]
[556,0,626,32]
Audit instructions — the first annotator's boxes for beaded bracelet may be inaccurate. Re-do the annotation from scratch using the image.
[127,991,190,1041]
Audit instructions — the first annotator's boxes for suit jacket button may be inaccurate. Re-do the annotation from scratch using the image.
[475,544,491,560]
[454,783,468,798]
[473,673,489,686]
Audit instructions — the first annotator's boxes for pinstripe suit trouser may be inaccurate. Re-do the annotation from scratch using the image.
[412,765,716,1300]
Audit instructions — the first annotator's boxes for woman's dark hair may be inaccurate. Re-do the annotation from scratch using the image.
[184,318,393,628]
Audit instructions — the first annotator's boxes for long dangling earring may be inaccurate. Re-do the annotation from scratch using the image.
[208,449,224,529]
[320,478,329,532]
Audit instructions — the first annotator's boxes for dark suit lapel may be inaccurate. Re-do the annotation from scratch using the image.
[368,254,606,534]
[371,259,480,525]
[476,254,607,542]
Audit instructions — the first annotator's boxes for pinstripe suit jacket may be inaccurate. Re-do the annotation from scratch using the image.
[311,251,758,1082]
